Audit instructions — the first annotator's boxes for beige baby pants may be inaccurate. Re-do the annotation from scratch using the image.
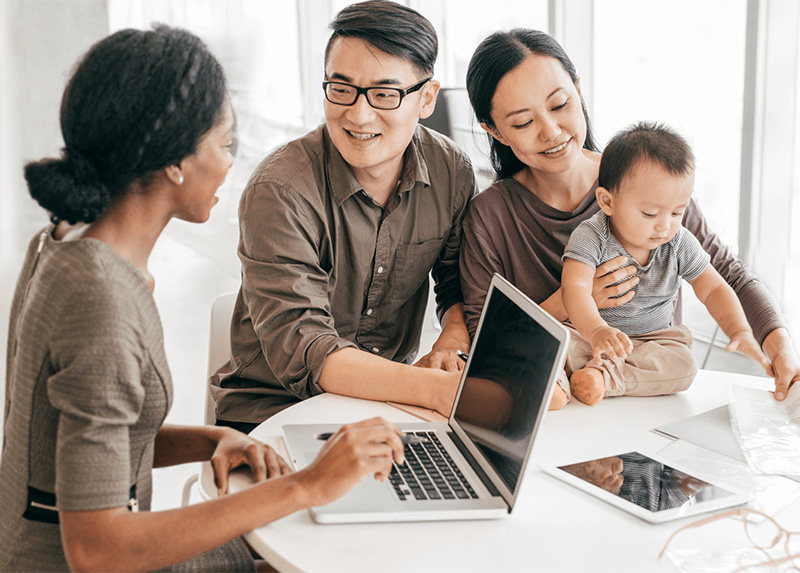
[556,324,697,400]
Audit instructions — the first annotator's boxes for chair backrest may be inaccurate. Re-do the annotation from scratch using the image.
[205,292,237,424]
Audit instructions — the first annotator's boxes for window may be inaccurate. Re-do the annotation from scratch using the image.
[593,0,748,250]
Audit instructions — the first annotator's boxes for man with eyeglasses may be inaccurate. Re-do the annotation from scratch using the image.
[210,0,477,432]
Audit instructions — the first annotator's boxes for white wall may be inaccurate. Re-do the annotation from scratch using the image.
[0,0,108,448]
[1,0,17,257]
[3,0,109,251]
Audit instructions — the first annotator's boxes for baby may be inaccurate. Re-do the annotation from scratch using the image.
[560,121,771,405]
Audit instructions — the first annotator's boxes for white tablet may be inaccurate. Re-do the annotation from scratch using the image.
[540,450,752,524]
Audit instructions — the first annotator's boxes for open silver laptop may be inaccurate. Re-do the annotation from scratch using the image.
[282,273,570,523]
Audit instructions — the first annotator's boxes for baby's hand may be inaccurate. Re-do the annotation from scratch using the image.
[725,331,774,377]
[590,326,633,362]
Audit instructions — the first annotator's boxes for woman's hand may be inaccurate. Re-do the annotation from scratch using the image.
[591,255,639,309]
[762,328,800,400]
[211,429,292,495]
[296,418,406,508]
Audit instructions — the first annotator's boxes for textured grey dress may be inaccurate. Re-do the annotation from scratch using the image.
[0,227,253,572]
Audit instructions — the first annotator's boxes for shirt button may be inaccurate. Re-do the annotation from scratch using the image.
[366,309,373,316]
[372,347,380,353]
[377,266,384,274]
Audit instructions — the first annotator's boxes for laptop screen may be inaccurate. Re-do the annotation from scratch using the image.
[452,285,561,493]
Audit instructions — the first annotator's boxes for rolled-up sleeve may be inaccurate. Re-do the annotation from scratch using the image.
[431,152,477,322]
[238,180,357,400]
[683,197,786,344]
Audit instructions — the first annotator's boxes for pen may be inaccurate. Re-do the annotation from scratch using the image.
[456,350,469,363]
[315,432,429,445]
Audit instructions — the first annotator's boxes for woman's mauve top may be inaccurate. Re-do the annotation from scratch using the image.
[459,177,785,341]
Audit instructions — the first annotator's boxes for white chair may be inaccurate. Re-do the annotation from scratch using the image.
[204,292,237,424]
[181,291,237,506]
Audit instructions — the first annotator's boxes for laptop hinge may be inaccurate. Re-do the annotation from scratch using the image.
[447,430,501,497]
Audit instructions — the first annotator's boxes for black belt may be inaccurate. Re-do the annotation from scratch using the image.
[23,484,138,524]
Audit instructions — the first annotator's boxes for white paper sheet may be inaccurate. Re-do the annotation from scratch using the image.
[657,439,800,517]
[728,383,800,479]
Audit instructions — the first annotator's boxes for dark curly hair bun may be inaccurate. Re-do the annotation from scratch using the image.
[24,25,227,224]
[24,148,109,224]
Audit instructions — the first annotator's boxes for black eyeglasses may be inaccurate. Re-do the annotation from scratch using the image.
[322,78,431,110]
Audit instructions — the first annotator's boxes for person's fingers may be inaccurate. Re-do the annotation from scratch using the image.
[774,378,789,400]
[595,256,632,278]
[726,339,775,377]
[278,455,294,476]
[604,288,636,308]
[442,355,460,373]
[243,443,267,484]
[774,374,792,401]
[263,446,282,479]
[210,454,230,496]
[619,333,634,356]
[724,339,740,354]
[609,336,625,359]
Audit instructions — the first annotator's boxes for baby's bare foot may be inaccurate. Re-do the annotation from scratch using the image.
[570,368,605,405]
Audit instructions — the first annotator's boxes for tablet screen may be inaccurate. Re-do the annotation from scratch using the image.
[557,452,736,513]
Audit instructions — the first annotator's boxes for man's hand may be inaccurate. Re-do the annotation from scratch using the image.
[414,348,465,373]
[415,303,470,373]
[211,429,292,495]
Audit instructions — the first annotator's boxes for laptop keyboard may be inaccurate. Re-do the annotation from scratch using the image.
[388,431,479,502]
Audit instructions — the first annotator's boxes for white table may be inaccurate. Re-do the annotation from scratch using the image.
[201,370,799,572]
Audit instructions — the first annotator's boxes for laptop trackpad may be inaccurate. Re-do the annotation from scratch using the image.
[300,453,399,510]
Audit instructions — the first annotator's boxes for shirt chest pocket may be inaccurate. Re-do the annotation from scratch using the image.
[390,236,445,302]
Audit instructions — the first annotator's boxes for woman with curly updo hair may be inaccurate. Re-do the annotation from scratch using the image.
[1,25,404,572]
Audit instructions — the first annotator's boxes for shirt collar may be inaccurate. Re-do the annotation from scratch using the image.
[323,124,432,207]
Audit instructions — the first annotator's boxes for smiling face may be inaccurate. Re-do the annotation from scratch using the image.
[176,99,235,223]
[324,37,439,185]
[483,54,587,176]
[597,160,695,263]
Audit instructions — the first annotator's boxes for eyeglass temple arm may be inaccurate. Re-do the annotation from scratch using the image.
[658,508,748,559]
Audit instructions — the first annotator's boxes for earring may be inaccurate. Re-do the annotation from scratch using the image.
[177,174,184,184]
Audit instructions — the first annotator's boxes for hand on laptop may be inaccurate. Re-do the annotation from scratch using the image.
[296,418,406,507]
[211,427,293,496]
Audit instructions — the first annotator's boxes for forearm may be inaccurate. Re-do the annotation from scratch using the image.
[319,347,455,413]
[540,288,568,322]
[153,424,233,468]
[431,303,470,351]
[684,197,785,343]
[61,473,310,573]
[701,283,752,338]
[762,327,796,362]
[565,295,607,340]
[561,271,607,339]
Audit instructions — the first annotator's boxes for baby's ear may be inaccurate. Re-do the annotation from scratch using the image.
[596,186,614,215]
